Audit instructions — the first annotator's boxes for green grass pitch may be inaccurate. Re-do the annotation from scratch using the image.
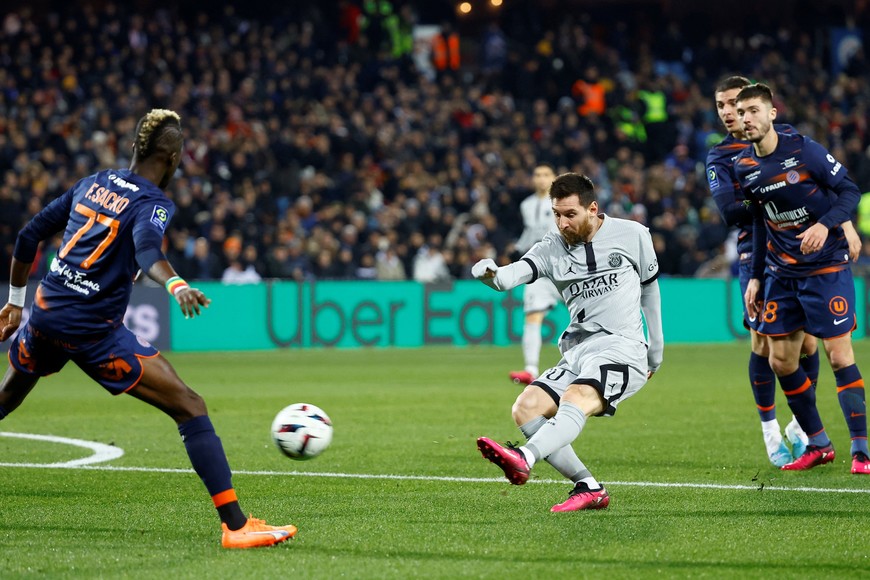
[2,342,869,578]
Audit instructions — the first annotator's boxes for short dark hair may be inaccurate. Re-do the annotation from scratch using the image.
[549,173,596,206]
[736,83,774,106]
[714,75,751,94]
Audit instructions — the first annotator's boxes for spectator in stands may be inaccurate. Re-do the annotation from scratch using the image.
[1,1,868,287]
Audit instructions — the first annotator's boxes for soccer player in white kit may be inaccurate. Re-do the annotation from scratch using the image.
[509,164,563,385]
[473,173,664,512]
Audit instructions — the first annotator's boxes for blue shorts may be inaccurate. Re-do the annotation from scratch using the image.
[8,323,159,395]
[758,269,857,339]
[738,259,759,331]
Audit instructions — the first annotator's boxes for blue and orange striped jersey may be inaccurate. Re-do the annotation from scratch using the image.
[14,169,175,337]
[733,131,857,278]
[705,124,795,257]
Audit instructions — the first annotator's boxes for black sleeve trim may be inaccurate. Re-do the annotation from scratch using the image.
[641,271,660,286]
[522,257,539,282]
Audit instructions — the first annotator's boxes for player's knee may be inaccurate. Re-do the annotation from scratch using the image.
[168,387,207,423]
[768,356,798,377]
[800,334,818,356]
[511,389,547,424]
[182,388,207,417]
[825,349,854,372]
[750,333,769,357]
[525,312,545,325]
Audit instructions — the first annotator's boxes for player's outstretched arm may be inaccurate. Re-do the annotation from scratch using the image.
[471,258,534,291]
[147,260,211,319]
[1,257,32,342]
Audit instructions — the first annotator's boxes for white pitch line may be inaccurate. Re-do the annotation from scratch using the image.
[1,461,868,495]
[0,431,124,467]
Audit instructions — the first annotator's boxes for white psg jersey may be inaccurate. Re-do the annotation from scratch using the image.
[522,215,659,350]
[515,193,559,253]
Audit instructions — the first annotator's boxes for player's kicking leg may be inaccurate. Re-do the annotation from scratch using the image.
[131,354,297,547]
[478,379,610,511]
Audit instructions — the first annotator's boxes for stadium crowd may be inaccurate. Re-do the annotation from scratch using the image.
[2,1,870,284]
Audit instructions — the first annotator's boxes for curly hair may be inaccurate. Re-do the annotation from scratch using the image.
[134,109,182,159]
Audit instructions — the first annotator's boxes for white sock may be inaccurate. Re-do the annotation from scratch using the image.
[786,415,808,442]
[522,322,542,376]
[519,446,536,468]
[579,475,600,489]
[761,419,783,454]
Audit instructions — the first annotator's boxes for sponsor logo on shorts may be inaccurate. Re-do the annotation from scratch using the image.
[829,296,848,316]
[833,317,849,326]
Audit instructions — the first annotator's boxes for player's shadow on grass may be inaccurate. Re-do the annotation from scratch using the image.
[298,545,860,572]
[609,507,863,518]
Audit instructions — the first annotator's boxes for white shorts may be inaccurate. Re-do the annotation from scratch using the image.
[523,277,561,314]
[531,333,648,416]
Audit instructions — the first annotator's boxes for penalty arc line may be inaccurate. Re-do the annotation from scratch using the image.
[0,431,124,467]
[1,461,869,495]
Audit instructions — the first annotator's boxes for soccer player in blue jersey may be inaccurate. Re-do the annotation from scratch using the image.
[735,84,869,474]
[707,76,861,467]
[0,109,300,546]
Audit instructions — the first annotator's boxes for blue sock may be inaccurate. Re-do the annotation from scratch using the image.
[833,365,868,456]
[0,405,8,421]
[178,415,247,529]
[800,349,820,386]
[780,368,830,447]
[749,353,777,421]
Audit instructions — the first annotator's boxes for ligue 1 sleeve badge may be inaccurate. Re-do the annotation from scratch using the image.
[150,205,169,231]
[707,167,719,188]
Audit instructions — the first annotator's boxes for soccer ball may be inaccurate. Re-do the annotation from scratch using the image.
[270,403,333,460]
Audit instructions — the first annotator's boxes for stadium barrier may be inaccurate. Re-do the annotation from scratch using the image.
[168,278,868,351]
[1,278,866,353]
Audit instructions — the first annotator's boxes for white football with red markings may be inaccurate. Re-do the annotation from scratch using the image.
[270,403,333,460]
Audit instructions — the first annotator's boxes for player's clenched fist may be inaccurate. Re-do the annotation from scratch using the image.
[472,258,498,279]
[0,303,22,342]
